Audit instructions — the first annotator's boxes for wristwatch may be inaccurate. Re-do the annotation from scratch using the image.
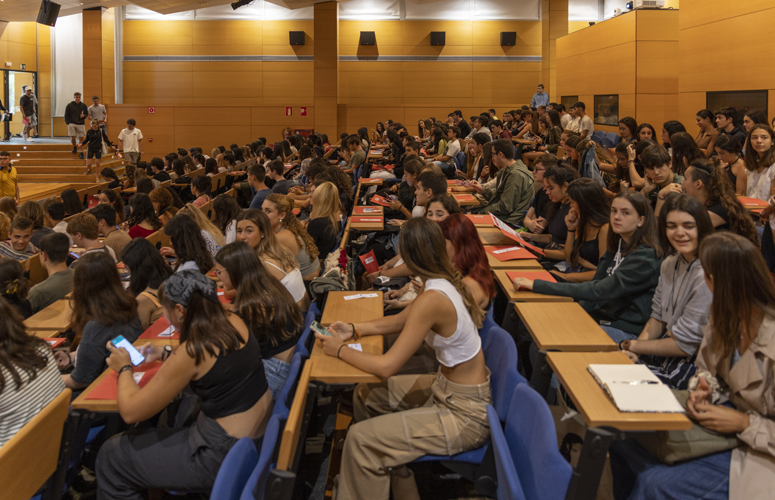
[162,345,173,361]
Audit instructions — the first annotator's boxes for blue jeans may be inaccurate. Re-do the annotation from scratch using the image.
[433,160,452,174]
[262,357,291,401]
[610,439,730,500]
[601,325,638,344]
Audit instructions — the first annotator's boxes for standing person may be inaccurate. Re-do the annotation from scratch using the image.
[79,120,113,177]
[20,87,35,142]
[118,119,143,166]
[88,95,108,136]
[65,92,89,159]
[0,151,19,206]
[531,84,549,109]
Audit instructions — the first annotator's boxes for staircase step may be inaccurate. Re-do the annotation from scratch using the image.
[12,157,123,167]
[18,173,118,183]
[7,150,117,159]
[0,144,77,152]
[15,166,126,175]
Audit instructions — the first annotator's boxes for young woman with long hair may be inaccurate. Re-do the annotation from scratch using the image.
[562,135,582,169]
[213,194,241,244]
[682,158,759,245]
[96,270,271,498]
[60,188,84,217]
[148,187,179,227]
[714,133,747,194]
[661,120,686,153]
[611,232,775,499]
[161,214,213,274]
[126,193,162,239]
[373,122,386,144]
[694,109,719,158]
[307,182,341,259]
[669,131,704,176]
[549,178,610,283]
[514,191,663,342]
[235,209,309,309]
[424,194,463,223]
[60,252,141,390]
[743,124,775,202]
[314,218,490,500]
[215,242,302,398]
[742,109,768,134]
[636,123,656,142]
[0,259,32,318]
[619,194,714,389]
[618,116,638,143]
[439,214,496,305]
[263,193,320,280]
[121,238,173,330]
[176,204,225,259]
[98,188,125,224]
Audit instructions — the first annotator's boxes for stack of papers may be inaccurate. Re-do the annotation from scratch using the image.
[588,364,684,413]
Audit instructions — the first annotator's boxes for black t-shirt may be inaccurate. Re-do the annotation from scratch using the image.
[153,171,171,182]
[272,179,293,195]
[20,95,34,116]
[307,217,338,258]
[532,188,550,220]
[458,119,471,138]
[548,202,571,245]
[107,179,121,189]
[707,201,730,230]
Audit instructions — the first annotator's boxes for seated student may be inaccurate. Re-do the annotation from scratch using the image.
[121,238,172,330]
[514,191,663,342]
[466,115,493,140]
[263,194,321,280]
[135,177,154,195]
[213,194,240,244]
[314,218,491,500]
[126,193,162,239]
[100,168,122,189]
[713,134,747,195]
[386,158,423,219]
[203,157,217,177]
[342,134,366,176]
[670,132,704,176]
[190,175,212,208]
[44,200,72,244]
[96,270,271,498]
[694,109,719,158]
[67,213,117,266]
[0,217,38,261]
[523,153,555,234]
[323,165,354,213]
[150,157,170,182]
[639,144,684,213]
[215,242,302,398]
[744,123,775,202]
[28,233,74,313]
[61,189,84,217]
[472,139,535,227]
[246,163,273,210]
[90,204,131,258]
[307,181,341,260]
[412,170,447,218]
[424,194,463,223]
[521,164,578,262]
[661,120,687,155]
[234,209,309,310]
[617,194,713,390]
[0,196,17,220]
[430,126,461,176]
[266,159,293,195]
[18,201,53,248]
[148,186,179,227]
[548,177,611,283]
[98,188,125,224]
[715,106,747,147]
[58,252,141,391]
[171,160,191,185]
[176,204,224,260]
[0,297,65,447]
[681,158,759,245]
[121,164,136,190]
[491,119,512,141]
[611,232,775,500]
[0,259,32,318]
[162,214,213,274]
[636,122,656,142]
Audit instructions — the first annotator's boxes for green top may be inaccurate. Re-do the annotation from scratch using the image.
[28,269,74,314]
[480,160,534,227]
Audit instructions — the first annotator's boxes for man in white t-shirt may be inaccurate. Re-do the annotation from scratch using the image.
[431,125,461,175]
[573,101,595,139]
[558,104,572,130]
[88,96,108,136]
[118,119,143,165]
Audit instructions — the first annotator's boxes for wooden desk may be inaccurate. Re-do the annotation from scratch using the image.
[453,193,483,207]
[353,206,384,215]
[483,248,542,270]
[493,270,573,302]
[350,216,384,232]
[309,335,384,384]
[24,300,72,333]
[512,138,537,146]
[547,352,691,431]
[478,227,515,246]
[358,178,383,186]
[320,291,384,326]
[515,302,617,352]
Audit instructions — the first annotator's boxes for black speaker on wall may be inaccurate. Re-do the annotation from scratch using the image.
[430,31,446,46]
[289,31,305,45]
[500,31,517,46]
[359,31,376,46]
[37,0,61,27]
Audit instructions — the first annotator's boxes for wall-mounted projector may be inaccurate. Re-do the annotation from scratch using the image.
[635,0,665,8]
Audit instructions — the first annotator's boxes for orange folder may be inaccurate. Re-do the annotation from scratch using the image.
[139,317,179,340]
[485,245,536,262]
[85,361,163,400]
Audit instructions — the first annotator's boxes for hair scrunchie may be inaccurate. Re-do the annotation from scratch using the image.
[164,270,218,307]
[5,278,19,296]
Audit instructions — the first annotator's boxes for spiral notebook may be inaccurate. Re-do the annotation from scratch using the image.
[588,364,684,413]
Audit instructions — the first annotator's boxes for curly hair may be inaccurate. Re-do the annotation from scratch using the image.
[127,193,162,231]
[265,193,319,262]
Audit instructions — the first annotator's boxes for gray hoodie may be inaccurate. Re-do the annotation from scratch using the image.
[651,253,712,355]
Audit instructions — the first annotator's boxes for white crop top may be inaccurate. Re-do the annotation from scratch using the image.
[423,278,481,368]
[262,260,306,303]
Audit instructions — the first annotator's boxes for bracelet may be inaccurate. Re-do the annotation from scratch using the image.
[627,160,635,164]
[337,344,346,359]
[567,230,576,233]
[350,323,361,341]
[118,364,134,377]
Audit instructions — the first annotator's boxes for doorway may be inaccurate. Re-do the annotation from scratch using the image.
[6,71,36,139]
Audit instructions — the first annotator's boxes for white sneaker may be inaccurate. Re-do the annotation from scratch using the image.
[26,138,34,142]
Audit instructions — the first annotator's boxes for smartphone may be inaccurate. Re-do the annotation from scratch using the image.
[310,321,332,337]
[69,252,80,259]
[111,335,146,366]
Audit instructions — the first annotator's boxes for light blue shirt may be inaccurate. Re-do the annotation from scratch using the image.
[531,91,549,108]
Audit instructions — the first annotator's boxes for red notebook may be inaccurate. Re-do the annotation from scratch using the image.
[489,214,546,257]
[454,194,475,202]
[351,216,383,224]
[506,271,558,290]
[485,245,536,262]
[353,206,383,214]
[359,250,380,274]
[217,288,231,304]
[370,195,391,207]
[466,214,494,226]
[292,208,301,215]
[44,338,65,349]
[85,361,163,400]
[139,317,179,340]
[738,197,768,208]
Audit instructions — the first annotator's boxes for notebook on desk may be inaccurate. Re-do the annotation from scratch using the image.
[588,364,684,413]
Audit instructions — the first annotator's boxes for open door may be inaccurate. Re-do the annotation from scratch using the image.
[8,71,35,138]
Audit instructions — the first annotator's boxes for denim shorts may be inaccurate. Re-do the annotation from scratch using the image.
[262,357,291,400]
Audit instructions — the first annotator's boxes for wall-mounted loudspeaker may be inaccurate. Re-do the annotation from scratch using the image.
[430,31,446,46]
[37,0,61,27]
[289,31,305,46]
[500,32,517,46]
[359,31,376,46]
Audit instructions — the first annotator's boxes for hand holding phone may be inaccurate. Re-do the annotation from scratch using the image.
[111,335,146,366]
[310,321,333,337]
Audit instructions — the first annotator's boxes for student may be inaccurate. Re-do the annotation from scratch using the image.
[204,157,217,177]
[0,196,17,220]
[98,188,125,224]
[682,159,759,245]
[0,297,65,447]
[150,158,170,182]
[88,205,128,259]
[176,204,224,260]
[522,153,555,233]
[79,120,113,176]
[548,178,610,283]
[639,144,684,213]
[117,118,143,165]
[314,218,490,500]
[611,232,775,500]
[661,120,686,153]
[135,177,154,195]
[96,270,271,498]
[636,123,656,142]
[265,159,291,195]
[0,259,32,318]
[713,134,747,195]
[0,217,38,261]
[431,126,461,175]
[514,191,663,342]
[213,194,241,244]
[126,193,162,239]
[162,214,213,274]
[121,238,172,330]
[743,124,775,202]
[67,213,117,265]
[18,200,53,248]
[307,182,341,259]
[342,135,366,176]
[45,201,71,242]
[473,139,535,227]
[263,194,320,280]
[424,194,463,223]
[148,187,179,227]
[411,170,448,219]
[742,109,768,134]
[669,131,704,176]
[190,175,211,208]
[27,233,74,314]
[618,117,638,143]
[61,189,84,217]
[215,242,302,398]
[247,163,273,210]
[694,109,719,158]
[572,101,594,139]
[171,160,191,185]
[234,209,309,310]
[715,107,747,146]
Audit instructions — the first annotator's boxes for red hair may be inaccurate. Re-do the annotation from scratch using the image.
[439,214,496,299]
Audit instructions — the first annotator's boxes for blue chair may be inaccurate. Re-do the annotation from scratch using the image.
[294,310,316,358]
[272,353,304,419]
[240,414,284,500]
[505,384,572,500]
[210,437,258,500]
[593,130,606,139]
[601,137,614,148]
[606,132,621,146]
[479,303,496,344]
[486,404,526,500]
[590,135,602,145]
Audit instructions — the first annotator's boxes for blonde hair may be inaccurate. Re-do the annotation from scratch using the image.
[178,204,225,247]
[0,212,10,240]
[211,148,220,159]
[90,120,99,127]
[236,209,299,272]
[420,162,443,177]
[265,193,319,262]
[309,182,341,230]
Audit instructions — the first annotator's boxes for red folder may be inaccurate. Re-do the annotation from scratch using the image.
[138,317,179,340]
[351,216,383,224]
[738,197,768,208]
[359,250,380,274]
[489,214,546,257]
[485,245,536,262]
[466,214,494,226]
[370,195,391,207]
[44,338,65,349]
[506,271,558,290]
[85,361,163,400]
[454,194,475,202]
[292,208,301,215]
[353,206,383,214]
[217,288,231,304]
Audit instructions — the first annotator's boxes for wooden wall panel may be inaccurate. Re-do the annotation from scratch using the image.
[37,25,52,137]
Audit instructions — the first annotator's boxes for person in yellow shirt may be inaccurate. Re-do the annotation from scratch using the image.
[0,151,19,206]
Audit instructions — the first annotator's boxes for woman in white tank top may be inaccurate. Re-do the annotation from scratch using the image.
[314,218,491,500]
